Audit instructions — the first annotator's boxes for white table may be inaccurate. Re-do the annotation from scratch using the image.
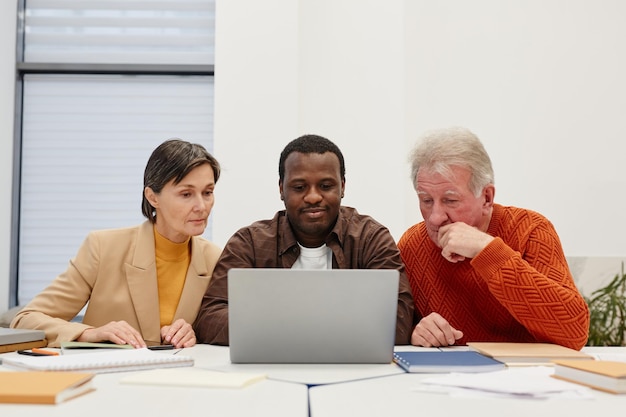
[309,346,626,417]
[0,345,308,417]
[1,374,307,417]
[2,345,626,417]
[308,371,626,417]
[191,344,404,385]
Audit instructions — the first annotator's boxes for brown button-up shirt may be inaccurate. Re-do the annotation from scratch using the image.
[193,206,414,345]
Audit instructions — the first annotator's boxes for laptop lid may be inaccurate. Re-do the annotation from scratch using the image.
[228,268,399,364]
[0,327,46,345]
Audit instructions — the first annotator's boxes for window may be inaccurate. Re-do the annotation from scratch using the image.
[12,0,215,306]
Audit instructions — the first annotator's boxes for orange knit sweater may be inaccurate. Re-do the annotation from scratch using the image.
[398,204,590,350]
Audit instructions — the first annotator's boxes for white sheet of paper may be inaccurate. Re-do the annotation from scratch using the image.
[592,352,626,362]
[417,366,593,399]
[119,367,267,389]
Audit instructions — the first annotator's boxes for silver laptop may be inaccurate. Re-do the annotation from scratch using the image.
[0,327,45,345]
[228,268,399,364]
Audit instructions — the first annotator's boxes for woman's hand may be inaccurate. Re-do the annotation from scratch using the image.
[161,318,197,348]
[77,321,146,348]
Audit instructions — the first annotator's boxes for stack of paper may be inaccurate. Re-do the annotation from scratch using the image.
[418,367,594,399]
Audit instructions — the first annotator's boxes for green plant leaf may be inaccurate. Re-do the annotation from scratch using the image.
[585,262,626,346]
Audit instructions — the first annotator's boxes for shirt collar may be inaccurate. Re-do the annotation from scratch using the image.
[276,207,345,255]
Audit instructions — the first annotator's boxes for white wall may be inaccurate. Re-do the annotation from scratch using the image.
[403,0,626,257]
[3,0,626,308]
[213,0,626,260]
[211,0,300,243]
[212,0,411,247]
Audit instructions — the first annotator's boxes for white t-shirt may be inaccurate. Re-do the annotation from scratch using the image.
[291,243,333,269]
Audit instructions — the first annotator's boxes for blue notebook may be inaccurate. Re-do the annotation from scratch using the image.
[393,350,506,373]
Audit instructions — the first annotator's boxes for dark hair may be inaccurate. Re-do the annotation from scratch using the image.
[142,138,221,222]
[278,134,345,181]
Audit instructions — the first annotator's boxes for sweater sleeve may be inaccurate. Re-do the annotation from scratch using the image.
[470,223,589,350]
[11,233,99,347]
[359,222,415,345]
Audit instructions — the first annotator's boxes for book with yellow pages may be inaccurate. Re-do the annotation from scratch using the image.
[467,342,594,366]
[552,360,626,394]
[0,338,47,354]
[0,372,94,404]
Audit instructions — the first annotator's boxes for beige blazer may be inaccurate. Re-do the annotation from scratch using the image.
[11,221,221,347]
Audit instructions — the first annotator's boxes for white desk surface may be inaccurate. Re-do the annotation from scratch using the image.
[309,345,626,417]
[1,344,626,417]
[308,371,626,417]
[0,345,309,417]
[193,344,404,385]
[0,372,307,417]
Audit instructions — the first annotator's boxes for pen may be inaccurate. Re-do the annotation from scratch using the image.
[17,348,59,356]
[32,348,59,356]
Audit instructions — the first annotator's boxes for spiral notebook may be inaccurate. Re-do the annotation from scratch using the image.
[393,350,506,373]
[1,348,193,374]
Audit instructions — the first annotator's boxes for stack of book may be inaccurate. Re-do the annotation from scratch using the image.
[0,372,94,404]
[0,327,46,353]
[552,360,626,394]
[466,342,594,366]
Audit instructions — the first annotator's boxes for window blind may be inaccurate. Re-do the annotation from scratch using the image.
[18,74,214,305]
[24,0,215,64]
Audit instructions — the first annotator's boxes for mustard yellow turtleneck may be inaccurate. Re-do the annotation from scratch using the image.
[153,227,191,328]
